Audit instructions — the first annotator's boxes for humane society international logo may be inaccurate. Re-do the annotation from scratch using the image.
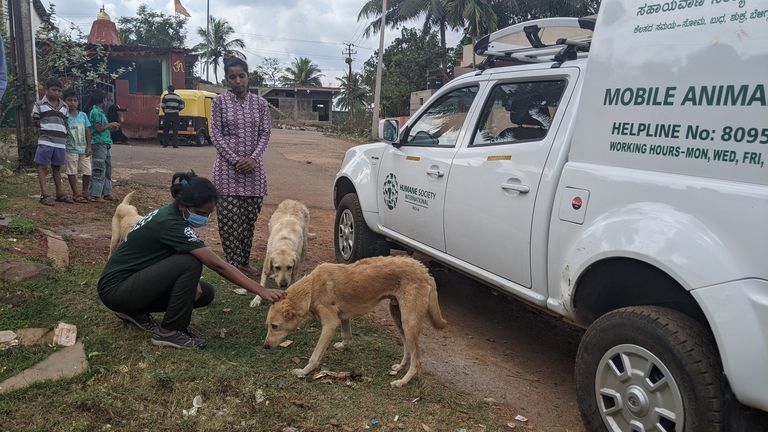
[383,173,399,210]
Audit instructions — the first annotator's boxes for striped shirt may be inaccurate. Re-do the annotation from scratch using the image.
[161,92,185,114]
[32,96,69,149]
[211,91,271,197]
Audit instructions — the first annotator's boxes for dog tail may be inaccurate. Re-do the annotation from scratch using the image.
[120,191,136,207]
[427,279,447,329]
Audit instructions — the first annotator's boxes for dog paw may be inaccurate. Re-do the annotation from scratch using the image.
[333,342,346,351]
[249,296,262,307]
[390,364,403,372]
[390,379,407,388]
[291,368,308,378]
[388,369,399,376]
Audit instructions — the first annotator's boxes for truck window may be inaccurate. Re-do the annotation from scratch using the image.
[406,86,479,147]
[472,80,567,147]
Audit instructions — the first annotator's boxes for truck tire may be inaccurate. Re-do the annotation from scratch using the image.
[334,193,389,264]
[575,306,724,432]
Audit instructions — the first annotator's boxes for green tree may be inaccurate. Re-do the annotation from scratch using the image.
[280,57,323,87]
[363,28,446,117]
[257,57,283,87]
[447,0,498,67]
[490,0,600,28]
[448,0,497,38]
[193,17,246,83]
[337,72,369,113]
[359,0,455,75]
[118,4,187,48]
[249,69,266,87]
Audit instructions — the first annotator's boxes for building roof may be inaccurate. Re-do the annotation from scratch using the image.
[87,7,121,45]
[32,0,50,22]
[257,86,341,95]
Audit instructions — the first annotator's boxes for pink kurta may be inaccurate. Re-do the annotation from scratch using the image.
[211,91,271,196]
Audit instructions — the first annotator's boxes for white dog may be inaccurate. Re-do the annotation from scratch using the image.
[250,200,310,307]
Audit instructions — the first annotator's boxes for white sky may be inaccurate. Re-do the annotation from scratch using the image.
[45,0,464,87]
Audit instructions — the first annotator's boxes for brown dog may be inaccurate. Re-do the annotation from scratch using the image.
[109,192,142,257]
[264,255,447,388]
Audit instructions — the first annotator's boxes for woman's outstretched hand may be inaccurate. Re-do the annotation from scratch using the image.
[259,288,286,303]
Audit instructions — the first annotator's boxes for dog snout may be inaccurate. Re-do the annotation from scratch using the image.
[280,281,289,288]
[263,342,271,349]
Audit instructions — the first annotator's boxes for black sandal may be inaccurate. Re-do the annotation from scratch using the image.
[40,195,55,206]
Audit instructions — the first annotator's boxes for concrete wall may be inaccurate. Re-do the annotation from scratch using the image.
[410,90,436,116]
[115,80,160,139]
[262,90,335,124]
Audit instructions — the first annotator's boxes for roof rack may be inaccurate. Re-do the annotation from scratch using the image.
[473,17,595,70]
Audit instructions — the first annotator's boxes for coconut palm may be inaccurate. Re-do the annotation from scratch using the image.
[337,72,369,113]
[280,57,324,87]
[447,0,498,67]
[359,0,456,75]
[193,17,246,82]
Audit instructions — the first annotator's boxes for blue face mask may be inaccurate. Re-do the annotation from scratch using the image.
[184,209,209,227]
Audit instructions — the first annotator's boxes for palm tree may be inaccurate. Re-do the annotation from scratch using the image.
[337,72,369,113]
[193,17,246,82]
[359,0,456,75]
[447,0,498,67]
[280,57,324,87]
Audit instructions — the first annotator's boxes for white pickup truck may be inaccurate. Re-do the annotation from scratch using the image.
[333,0,768,430]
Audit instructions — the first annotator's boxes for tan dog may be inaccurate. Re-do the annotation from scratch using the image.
[264,256,448,388]
[109,192,142,257]
[250,199,310,307]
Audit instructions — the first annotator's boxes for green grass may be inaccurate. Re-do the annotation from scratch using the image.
[0,172,513,431]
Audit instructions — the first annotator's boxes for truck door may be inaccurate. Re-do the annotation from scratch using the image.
[377,85,480,251]
[444,70,576,287]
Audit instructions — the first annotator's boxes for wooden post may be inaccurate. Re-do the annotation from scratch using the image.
[9,0,37,166]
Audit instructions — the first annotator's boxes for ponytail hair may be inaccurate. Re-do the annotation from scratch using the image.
[171,170,218,208]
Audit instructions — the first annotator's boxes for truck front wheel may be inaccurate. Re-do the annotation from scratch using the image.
[334,193,389,264]
[575,306,724,432]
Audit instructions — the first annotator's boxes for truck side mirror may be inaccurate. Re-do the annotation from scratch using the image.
[378,119,400,145]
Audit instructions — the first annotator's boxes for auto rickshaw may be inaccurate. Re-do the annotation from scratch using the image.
[157,89,217,146]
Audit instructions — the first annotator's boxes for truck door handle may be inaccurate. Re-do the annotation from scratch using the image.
[426,168,445,178]
[501,182,530,193]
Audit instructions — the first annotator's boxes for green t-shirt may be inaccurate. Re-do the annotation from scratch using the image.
[99,205,206,290]
[89,105,112,145]
[66,111,91,154]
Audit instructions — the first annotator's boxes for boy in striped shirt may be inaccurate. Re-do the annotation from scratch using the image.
[33,77,71,206]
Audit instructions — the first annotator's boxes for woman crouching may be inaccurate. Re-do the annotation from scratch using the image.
[97,171,285,349]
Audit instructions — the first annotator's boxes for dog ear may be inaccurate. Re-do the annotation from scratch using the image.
[263,254,272,276]
[281,304,295,321]
[290,253,300,282]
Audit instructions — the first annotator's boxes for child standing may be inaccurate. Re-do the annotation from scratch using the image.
[63,89,92,203]
[33,77,71,206]
[88,90,120,202]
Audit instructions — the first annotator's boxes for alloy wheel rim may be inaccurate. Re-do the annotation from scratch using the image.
[595,344,684,432]
[338,209,354,260]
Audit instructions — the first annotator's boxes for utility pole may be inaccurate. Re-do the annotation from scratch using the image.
[371,0,386,138]
[343,42,356,80]
[9,0,37,166]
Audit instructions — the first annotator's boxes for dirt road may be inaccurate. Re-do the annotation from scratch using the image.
[112,130,586,431]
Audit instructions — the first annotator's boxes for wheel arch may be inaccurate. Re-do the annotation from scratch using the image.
[333,176,356,209]
[572,257,708,328]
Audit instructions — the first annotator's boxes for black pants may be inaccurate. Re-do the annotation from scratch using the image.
[161,113,180,147]
[99,254,214,331]
[217,195,263,266]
